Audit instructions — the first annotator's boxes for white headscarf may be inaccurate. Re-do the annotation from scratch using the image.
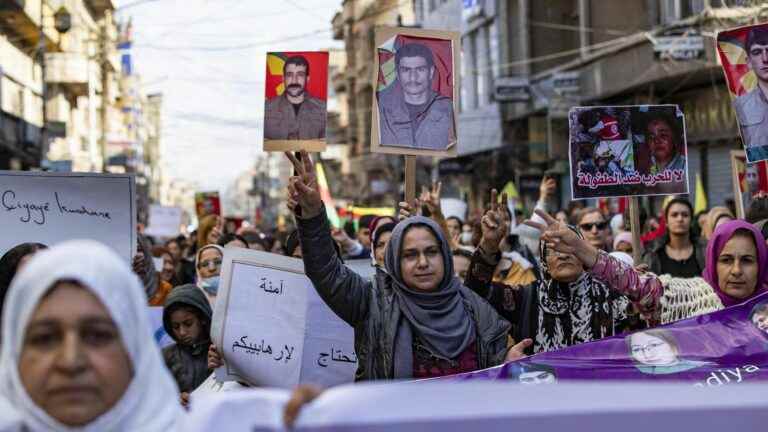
[0,240,182,432]
[195,244,224,305]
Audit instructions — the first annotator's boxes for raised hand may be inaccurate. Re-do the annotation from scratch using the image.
[524,209,598,267]
[419,181,442,217]
[478,189,510,254]
[285,151,322,219]
[398,199,420,221]
[539,176,557,201]
[505,338,533,362]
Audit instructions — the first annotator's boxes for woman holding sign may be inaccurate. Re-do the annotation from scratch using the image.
[0,240,181,430]
[285,151,523,380]
[527,213,768,326]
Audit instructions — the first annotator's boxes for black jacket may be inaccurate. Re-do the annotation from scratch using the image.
[642,235,706,277]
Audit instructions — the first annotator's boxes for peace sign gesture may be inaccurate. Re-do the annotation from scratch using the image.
[285,150,323,219]
[478,189,510,254]
[524,209,598,268]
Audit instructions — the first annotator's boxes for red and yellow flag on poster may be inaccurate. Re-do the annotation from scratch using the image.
[264,52,329,101]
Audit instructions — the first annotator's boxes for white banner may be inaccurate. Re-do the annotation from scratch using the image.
[211,248,356,389]
[144,205,183,238]
[182,381,768,431]
[0,171,136,261]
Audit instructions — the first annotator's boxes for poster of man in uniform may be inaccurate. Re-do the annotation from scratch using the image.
[717,23,768,162]
[569,105,689,199]
[371,27,459,157]
[263,51,328,152]
[730,150,768,219]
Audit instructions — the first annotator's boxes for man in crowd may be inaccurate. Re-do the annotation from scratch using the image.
[734,26,768,161]
[377,42,455,151]
[264,55,326,141]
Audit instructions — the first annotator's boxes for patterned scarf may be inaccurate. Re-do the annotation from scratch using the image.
[534,226,630,353]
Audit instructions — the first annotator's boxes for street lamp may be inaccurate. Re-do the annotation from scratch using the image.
[39,4,72,169]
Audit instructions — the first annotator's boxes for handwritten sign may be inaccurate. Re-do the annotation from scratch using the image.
[144,205,183,238]
[0,171,136,261]
[211,248,356,389]
[568,105,689,199]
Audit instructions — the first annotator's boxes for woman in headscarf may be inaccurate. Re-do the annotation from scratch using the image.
[0,240,181,431]
[195,244,224,305]
[529,212,768,326]
[465,207,633,354]
[285,151,513,380]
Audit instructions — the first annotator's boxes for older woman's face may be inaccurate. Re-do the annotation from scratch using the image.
[198,248,223,278]
[717,233,759,300]
[400,227,445,292]
[545,249,582,283]
[374,230,392,267]
[630,332,677,366]
[19,282,132,426]
[752,307,768,333]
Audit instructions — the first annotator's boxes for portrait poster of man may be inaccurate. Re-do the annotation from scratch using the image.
[569,105,689,200]
[371,27,460,157]
[730,150,768,219]
[263,51,328,152]
[717,24,768,163]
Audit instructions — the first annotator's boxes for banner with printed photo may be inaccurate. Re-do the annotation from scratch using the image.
[440,291,768,386]
[263,51,328,152]
[731,150,768,219]
[717,23,768,162]
[568,105,689,199]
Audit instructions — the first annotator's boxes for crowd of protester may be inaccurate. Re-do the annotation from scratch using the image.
[2,149,768,429]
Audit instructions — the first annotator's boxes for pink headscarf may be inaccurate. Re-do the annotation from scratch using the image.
[702,220,768,307]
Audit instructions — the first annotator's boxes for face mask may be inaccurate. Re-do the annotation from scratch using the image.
[199,276,220,296]
[460,232,473,245]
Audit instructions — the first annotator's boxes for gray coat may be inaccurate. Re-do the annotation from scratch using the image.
[264,93,326,140]
[297,212,510,381]
[734,87,768,152]
[377,81,455,151]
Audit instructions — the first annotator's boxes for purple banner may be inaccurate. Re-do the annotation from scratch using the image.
[443,292,768,387]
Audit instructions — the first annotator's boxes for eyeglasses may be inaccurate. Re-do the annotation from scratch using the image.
[630,341,665,355]
[579,222,608,232]
[198,259,222,269]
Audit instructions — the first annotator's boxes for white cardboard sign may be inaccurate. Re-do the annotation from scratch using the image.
[211,248,356,389]
[0,171,136,261]
[144,205,183,238]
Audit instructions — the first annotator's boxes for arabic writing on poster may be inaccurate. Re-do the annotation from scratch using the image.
[232,335,295,363]
[259,277,284,295]
[317,345,357,367]
[576,169,686,189]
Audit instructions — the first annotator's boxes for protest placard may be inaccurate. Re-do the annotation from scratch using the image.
[263,51,328,152]
[717,23,768,163]
[144,205,183,238]
[211,248,356,389]
[568,105,689,199]
[371,27,460,157]
[730,150,768,219]
[195,191,221,219]
[0,171,136,262]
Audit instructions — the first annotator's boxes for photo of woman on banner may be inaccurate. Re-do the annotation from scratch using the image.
[717,24,768,162]
[750,301,768,335]
[626,329,708,375]
[515,362,557,385]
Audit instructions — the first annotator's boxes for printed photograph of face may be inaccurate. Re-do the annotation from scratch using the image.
[263,51,328,151]
[717,24,768,162]
[626,329,708,375]
[373,30,458,155]
[749,301,768,335]
[569,105,688,199]
[731,150,768,218]
[516,363,557,385]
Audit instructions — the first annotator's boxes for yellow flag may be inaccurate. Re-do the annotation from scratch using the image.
[694,173,707,214]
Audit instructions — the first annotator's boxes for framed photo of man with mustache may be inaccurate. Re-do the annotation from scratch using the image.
[263,51,329,152]
[718,23,768,163]
[371,27,460,157]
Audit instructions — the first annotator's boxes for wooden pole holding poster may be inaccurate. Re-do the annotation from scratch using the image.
[405,155,417,203]
[629,197,643,265]
[731,150,746,220]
